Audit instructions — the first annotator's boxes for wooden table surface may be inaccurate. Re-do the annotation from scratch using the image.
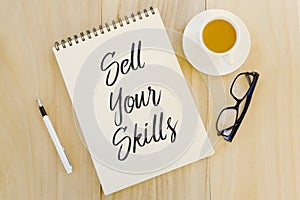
[1,0,299,199]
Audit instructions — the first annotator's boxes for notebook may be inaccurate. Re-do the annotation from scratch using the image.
[52,7,214,195]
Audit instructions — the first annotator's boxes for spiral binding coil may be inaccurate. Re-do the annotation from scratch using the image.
[54,6,155,51]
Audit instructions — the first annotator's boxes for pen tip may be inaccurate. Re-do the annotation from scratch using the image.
[36,98,43,107]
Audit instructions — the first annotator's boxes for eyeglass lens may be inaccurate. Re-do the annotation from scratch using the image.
[217,108,237,135]
[231,73,254,100]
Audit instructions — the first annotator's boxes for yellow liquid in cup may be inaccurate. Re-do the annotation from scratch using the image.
[202,19,237,53]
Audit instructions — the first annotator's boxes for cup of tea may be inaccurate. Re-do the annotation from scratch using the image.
[199,16,240,64]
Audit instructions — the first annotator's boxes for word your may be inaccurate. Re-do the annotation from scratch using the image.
[110,86,161,126]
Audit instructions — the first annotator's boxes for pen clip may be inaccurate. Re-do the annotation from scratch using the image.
[63,148,72,166]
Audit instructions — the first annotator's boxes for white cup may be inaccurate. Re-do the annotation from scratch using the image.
[199,16,240,65]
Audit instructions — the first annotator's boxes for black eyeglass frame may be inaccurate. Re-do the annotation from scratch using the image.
[216,71,260,142]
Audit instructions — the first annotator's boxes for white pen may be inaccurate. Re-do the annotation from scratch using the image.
[36,98,72,174]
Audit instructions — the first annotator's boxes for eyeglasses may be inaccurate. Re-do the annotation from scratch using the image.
[216,71,260,142]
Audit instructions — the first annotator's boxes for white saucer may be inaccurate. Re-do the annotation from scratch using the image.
[182,9,251,76]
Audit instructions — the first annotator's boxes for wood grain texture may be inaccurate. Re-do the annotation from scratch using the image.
[0,0,299,199]
[207,0,300,200]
